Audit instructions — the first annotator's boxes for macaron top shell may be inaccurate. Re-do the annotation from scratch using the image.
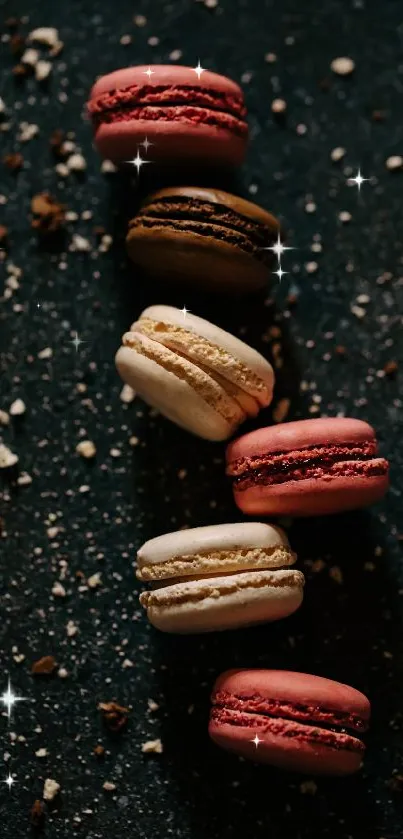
[137,522,291,570]
[137,305,274,403]
[139,186,279,231]
[227,417,379,462]
[90,65,245,101]
[212,669,371,727]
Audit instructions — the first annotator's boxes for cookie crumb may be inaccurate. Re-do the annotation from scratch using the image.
[94,744,105,758]
[30,800,45,827]
[35,747,48,758]
[120,384,136,403]
[386,155,403,171]
[384,360,398,377]
[0,443,18,468]
[76,439,96,459]
[43,778,60,801]
[52,581,66,598]
[31,655,57,676]
[9,398,26,416]
[329,565,343,584]
[141,738,163,754]
[300,780,318,795]
[99,701,129,732]
[330,146,345,162]
[103,780,116,791]
[331,56,355,76]
[272,398,291,423]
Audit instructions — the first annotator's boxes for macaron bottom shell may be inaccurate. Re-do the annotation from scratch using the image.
[208,714,364,775]
[233,472,390,517]
[139,569,304,634]
[126,225,270,292]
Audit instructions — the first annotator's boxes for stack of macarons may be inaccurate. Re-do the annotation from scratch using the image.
[88,64,390,776]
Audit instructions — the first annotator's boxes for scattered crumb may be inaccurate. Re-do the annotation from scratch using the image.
[35,60,52,82]
[43,778,60,801]
[0,410,10,426]
[271,98,287,116]
[147,699,159,712]
[66,619,79,637]
[330,56,355,76]
[272,398,291,423]
[129,436,139,447]
[98,701,129,732]
[110,447,121,458]
[31,192,65,236]
[67,152,87,172]
[31,655,57,676]
[38,347,53,359]
[330,146,346,162]
[305,201,316,213]
[103,781,116,791]
[30,800,45,827]
[141,738,163,754]
[339,211,352,223]
[386,155,403,171]
[120,384,136,403]
[329,566,343,584]
[9,398,26,416]
[3,152,23,171]
[76,439,96,459]
[28,27,59,48]
[384,360,398,377]
[52,581,66,598]
[300,780,318,795]
[0,443,18,468]
[58,667,68,678]
[35,748,48,758]
[101,159,117,174]
[87,572,102,589]
[94,744,105,758]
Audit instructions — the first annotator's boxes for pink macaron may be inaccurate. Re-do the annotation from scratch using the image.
[226,417,389,517]
[87,65,248,166]
[209,669,370,775]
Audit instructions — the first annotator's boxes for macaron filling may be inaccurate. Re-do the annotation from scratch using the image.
[227,441,389,490]
[132,316,272,406]
[137,544,296,581]
[210,705,365,753]
[129,197,276,261]
[140,569,304,608]
[88,84,247,135]
[212,692,367,732]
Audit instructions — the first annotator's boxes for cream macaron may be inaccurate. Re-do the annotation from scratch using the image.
[115,305,274,441]
[137,522,304,633]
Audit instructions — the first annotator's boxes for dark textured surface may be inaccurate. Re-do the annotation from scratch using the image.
[1,0,403,836]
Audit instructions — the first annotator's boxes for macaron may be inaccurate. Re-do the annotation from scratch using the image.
[209,669,370,775]
[87,65,248,166]
[226,417,389,516]
[115,305,274,441]
[126,187,280,293]
[137,523,304,634]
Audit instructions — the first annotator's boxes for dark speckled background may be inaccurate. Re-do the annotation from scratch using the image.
[1,0,403,836]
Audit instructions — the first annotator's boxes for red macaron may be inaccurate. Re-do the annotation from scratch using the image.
[87,64,248,166]
[209,669,370,775]
[226,417,389,517]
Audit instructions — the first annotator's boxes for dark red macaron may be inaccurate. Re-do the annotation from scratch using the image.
[87,65,248,166]
[209,669,370,775]
[226,417,389,517]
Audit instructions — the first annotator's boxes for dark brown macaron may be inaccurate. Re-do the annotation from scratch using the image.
[126,186,280,293]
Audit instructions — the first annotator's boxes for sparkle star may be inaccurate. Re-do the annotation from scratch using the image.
[3,774,16,790]
[265,233,295,262]
[69,332,86,352]
[347,168,370,192]
[180,306,190,319]
[193,61,205,80]
[251,735,262,748]
[140,137,153,153]
[143,67,155,79]
[127,149,150,175]
[273,265,288,283]
[1,679,27,720]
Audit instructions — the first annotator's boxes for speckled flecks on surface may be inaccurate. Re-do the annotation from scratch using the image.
[0,1,403,837]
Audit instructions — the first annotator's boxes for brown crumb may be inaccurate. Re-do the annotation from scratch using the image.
[31,192,65,236]
[30,799,45,828]
[3,152,23,171]
[372,109,386,122]
[0,224,8,246]
[286,292,298,307]
[10,33,25,56]
[49,128,66,157]
[329,565,343,584]
[335,345,347,358]
[387,774,403,792]
[93,744,105,758]
[31,655,57,676]
[272,398,291,423]
[12,63,29,78]
[384,360,398,377]
[98,701,129,733]
[5,17,20,30]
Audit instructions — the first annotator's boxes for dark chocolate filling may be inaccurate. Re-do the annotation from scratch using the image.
[130,197,277,263]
